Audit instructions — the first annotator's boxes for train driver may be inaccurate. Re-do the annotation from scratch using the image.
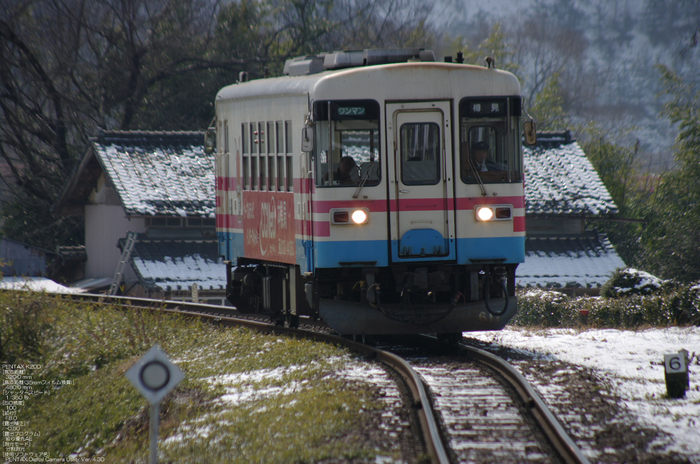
[471,141,502,171]
[461,141,503,181]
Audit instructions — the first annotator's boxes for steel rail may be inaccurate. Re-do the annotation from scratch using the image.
[459,342,591,464]
[49,293,451,464]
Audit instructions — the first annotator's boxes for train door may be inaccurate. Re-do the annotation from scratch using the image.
[386,101,456,262]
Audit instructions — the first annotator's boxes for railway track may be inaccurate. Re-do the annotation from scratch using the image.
[387,336,591,463]
[61,293,589,463]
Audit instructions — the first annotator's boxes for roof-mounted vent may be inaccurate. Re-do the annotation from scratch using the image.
[283,55,325,77]
[283,49,436,76]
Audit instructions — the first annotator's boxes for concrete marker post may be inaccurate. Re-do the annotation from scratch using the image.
[664,351,688,399]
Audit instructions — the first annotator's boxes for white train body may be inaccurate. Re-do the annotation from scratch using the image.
[215,50,525,335]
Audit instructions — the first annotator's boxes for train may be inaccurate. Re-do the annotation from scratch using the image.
[211,49,534,338]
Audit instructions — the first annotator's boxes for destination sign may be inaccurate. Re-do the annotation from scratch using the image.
[314,99,380,120]
[338,107,366,116]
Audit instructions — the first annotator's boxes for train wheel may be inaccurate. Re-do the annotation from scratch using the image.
[272,312,285,326]
[287,314,299,328]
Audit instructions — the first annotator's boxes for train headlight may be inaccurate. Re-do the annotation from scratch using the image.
[331,208,369,225]
[476,206,494,221]
[475,205,513,222]
[351,210,368,224]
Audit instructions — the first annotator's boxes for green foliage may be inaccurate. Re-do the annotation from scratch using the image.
[527,73,571,132]
[512,282,700,329]
[633,66,700,281]
[447,23,519,74]
[1,294,54,363]
[512,289,575,327]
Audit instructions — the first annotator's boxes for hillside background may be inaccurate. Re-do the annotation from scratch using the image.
[434,0,700,171]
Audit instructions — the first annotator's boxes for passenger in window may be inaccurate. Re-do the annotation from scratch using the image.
[336,156,360,185]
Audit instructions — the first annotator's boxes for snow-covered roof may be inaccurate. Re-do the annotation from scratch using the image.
[524,132,618,217]
[93,131,215,217]
[128,238,226,292]
[516,233,626,288]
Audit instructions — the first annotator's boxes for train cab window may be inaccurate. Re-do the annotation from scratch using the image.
[459,97,523,184]
[460,125,518,183]
[400,123,440,185]
[313,100,381,188]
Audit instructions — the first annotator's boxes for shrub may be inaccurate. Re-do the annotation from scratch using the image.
[513,281,700,328]
[600,268,668,298]
[512,289,575,327]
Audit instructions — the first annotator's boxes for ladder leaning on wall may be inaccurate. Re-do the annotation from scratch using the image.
[107,232,138,296]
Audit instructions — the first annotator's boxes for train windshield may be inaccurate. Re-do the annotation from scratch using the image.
[459,97,523,184]
[313,100,381,187]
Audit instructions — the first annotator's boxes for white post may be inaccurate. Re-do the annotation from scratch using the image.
[150,403,159,464]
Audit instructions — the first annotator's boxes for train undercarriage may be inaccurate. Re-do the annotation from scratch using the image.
[226,260,518,336]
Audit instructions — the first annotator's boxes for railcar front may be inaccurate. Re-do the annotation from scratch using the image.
[215,50,527,336]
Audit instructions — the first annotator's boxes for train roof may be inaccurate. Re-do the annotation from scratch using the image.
[216,49,521,103]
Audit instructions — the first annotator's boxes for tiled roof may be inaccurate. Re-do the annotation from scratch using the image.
[128,238,226,292]
[524,132,618,217]
[56,245,87,262]
[93,131,214,217]
[516,233,626,288]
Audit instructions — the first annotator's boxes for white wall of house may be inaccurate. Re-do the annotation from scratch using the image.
[85,205,145,278]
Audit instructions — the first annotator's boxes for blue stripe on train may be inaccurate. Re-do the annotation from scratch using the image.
[219,231,524,268]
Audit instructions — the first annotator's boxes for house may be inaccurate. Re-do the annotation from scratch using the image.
[53,130,226,302]
[516,131,626,292]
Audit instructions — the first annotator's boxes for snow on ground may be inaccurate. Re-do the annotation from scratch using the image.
[0,276,85,293]
[469,327,700,461]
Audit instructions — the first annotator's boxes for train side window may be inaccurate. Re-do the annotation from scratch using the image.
[277,155,284,191]
[268,153,276,190]
[285,121,292,154]
[242,155,249,190]
[224,120,229,154]
[260,154,267,190]
[251,154,258,190]
[249,123,256,155]
[267,121,275,154]
[286,155,293,191]
[242,123,248,154]
[277,121,284,153]
[258,122,265,153]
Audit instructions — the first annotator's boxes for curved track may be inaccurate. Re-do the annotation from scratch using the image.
[59,293,588,463]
